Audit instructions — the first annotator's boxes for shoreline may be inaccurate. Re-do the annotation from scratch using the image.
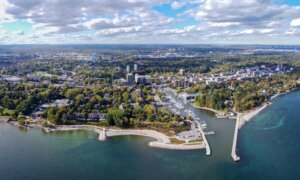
[2,118,207,151]
[237,91,292,128]
[4,90,297,156]
[190,103,232,119]
[43,125,206,151]
[191,90,297,124]
[191,104,223,115]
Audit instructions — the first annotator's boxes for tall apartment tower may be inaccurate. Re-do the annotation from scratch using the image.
[126,65,130,73]
[134,64,138,71]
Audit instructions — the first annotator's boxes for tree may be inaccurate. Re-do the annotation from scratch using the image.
[65,88,81,99]
[106,109,125,127]
[74,94,84,105]
[47,107,60,125]
[122,92,130,101]
[144,104,155,116]
[1,96,15,109]
[16,96,38,115]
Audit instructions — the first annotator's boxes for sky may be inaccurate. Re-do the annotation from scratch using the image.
[0,0,300,44]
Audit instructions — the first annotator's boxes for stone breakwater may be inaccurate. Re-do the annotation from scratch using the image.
[231,116,240,162]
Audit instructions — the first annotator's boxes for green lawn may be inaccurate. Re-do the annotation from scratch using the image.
[169,138,185,144]
[187,139,204,143]
[2,108,15,116]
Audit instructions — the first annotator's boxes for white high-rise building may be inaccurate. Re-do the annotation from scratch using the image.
[179,69,185,76]
[134,64,138,71]
[126,65,130,73]
[91,53,97,62]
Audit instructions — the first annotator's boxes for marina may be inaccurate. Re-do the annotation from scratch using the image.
[163,88,208,130]
[162,88,210,147]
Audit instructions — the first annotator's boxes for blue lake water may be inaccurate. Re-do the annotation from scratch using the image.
[0,91,300,180]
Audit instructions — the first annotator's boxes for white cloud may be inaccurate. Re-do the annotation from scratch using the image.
[189,0,300,28]
[5,0,170,27]
[171,1,187,9]
[1,0,300,44]
[240,29,255,35]
[0,0,14,23]
[286,28,300,35]
[96,26,143,36]
[83,17,134,29]
[290,18,300,27]
[13,30,24,35]
[238,29,274,35]
[3,0,174,38]
[0,27,7,35]
[35,26,59,36]
[266,21,282,27]
[208,22,240,27]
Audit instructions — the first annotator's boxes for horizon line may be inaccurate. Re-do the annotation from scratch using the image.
[1,43,300,46]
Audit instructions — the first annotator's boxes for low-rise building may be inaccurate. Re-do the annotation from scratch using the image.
[126,73,134,85]
[172,79,190,88]
[135,74,151,84]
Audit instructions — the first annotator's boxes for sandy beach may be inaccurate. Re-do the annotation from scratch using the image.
[238,103,269,128]
[106,129,170,143]
[192,105,223,114]
[237,92,289,128]
[190,102,225,116]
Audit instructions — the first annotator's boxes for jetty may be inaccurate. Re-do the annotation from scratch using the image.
[98,128,106,141]
[231,116,240,162]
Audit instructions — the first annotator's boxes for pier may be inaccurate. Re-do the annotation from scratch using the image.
[196,121,211,156]
[231,116,240,162]
[201,128,211,156]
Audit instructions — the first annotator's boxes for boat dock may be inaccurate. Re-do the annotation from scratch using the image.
[204,131,215,135]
